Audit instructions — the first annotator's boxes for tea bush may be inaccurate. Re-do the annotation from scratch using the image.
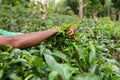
[0,4,79,32]
[0,4,120,80]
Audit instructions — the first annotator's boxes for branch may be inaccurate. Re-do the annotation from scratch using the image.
[36,0,44,8]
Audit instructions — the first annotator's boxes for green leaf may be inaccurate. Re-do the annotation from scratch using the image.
[9,73,22,80]
[52,51,67,61]
[90,58,104,73]
[0,69,4,79]
[9,59,28,64]
[112,76,120,80]
[49,71,58,80]
[89,41,96,63]
[104,65,113,73]
[22,50,34,64]
[1,45,8,51]
[30,76,41,80]
[73,43,87,64]
[22,50,33,59]
[44,49,52,55]
[25,74,34,80]
[39,45,46,54]
[25,74,41,80]
[74,73,101,80]
[90,63,98,73]
[33,56,43,68]
[0,52,10,60]
[44,54,73,80]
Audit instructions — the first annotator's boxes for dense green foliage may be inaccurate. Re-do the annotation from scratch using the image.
[52,0,120,21]
[1,0,120,20]
[0,3,78,32]
[0,1,120,80]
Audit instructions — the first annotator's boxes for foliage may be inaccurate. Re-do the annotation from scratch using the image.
[0,3,79,32]
[112,0,120,11]
[1,0,27,6]
[1,16,120,80]
[0,2,120,80]
[53,0,120,21]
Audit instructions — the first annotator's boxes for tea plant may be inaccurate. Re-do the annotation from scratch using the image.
[0,4,120,80]
[1,18,120,80]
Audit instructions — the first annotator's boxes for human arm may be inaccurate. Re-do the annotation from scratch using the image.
[0,27,76,49]
[0,29,57,49]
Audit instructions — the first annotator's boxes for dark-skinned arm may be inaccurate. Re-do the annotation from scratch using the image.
[0,27,76,49]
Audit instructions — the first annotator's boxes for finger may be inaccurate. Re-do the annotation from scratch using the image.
[71,27,77,32]
[69,30,74,35]
[70,27,76,33]
[73,36,78,41]
[67,27,76,35]
[71,36,78,41]
[67,30,71,34]
[68,30,75,35]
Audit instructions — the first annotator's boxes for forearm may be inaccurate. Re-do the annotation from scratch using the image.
[0,29,56,49]
[15,30,56,48]
[0,27,77,49]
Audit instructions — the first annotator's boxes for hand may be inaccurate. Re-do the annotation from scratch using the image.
[68,27,78,41]
[67,27,76,35]
[53,26,78,41]
[70,36,78,41]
